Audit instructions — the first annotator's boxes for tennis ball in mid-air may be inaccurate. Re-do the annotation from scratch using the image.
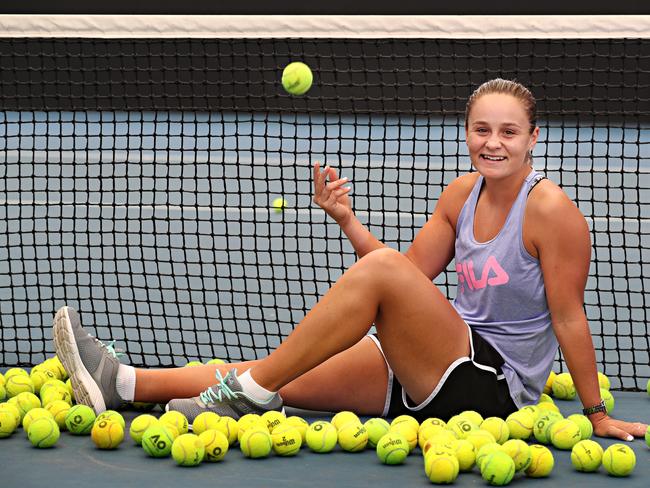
[28,416,60,448]
[271,197,287,214]
[425,451,460,484]
[550,419,582,450]
[240,427,273,458]
[172,433,205,467]
[571,439,603,472]
[337,421,368,452]
[91,419,125,449]
[198,429,229,462]
[375,432,409,465]
[129,414,159,445]
[481,450,516,486]
[142,424,175,457]
[305,420,338,453]
[0,408,18,438]
[281,61,313,95]
[364,418,390,448]
[65,404,96,434]
[602,443,636,476]
[525,444,554,478]
[271,423,302,456]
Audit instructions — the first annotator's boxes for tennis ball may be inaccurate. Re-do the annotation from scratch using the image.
[647,378,650,396]
[281,61,313,96]
[465,429,497,452]
[375,432,409,465]
[215,415,239,445]
[91,419,125,449]
[44,400,71,430]
[364,418,390,448]
[305,420,338,453]
[192,411,221,435]
[501,438,532,471]
[4,367,29,380]
[418,423,447,449]
[537,401,560,413]
[0,408,18,438]
[567,413,593,439]
[22,407,53,431]
[0,385,5,402]
[285,416,309,443]
[543,371,556,395]
[550,419,582,450]
[160,410,189,435]
[525,444,554,477]
[95,410,125,429]
[475,442,502,470]
[459,410,484,426]
[448,417,478,440]
[271,423,302,456]
[131,401,156,411]
[533,411,563,444]
[389,422,417,452]
[142,424,175,457]
[129,414,159,444]
[602,443,636,477]
[454,439,477,471]
[600,388,615,413]
[422,431,459,457]
[552,372,576,400]
[481,450,516,486]
[597,371,610,389]
[481,417,509,444]
[6,374,35,398]
[29,368,57,394]
[0,401,21,426]
[13,391,41,418]
[40,387,72,407]
[261,410,286,432]
[271,197,287,214]
[237,413,264,441]
[44,356,68,380]
[240,427,273,458]
[646,425,650,448]
[338,421,368,452]
[331,411,360,430]
[172,433,205,467]
[539,393,554,404]
[39,379,67,398]
[206,358,225,365]
[28,416,60,448]
[505,410,534,440]
[571,439,603,472]
[425,452,460,484]
[199,429,229,462]
[184,360,203,367]
[65,404,96,434]
[390,414,419,433]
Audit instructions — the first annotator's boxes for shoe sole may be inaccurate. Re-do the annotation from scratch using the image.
[53,306,107,414]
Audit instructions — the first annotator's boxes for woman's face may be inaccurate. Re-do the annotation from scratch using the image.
[465,93,539,181]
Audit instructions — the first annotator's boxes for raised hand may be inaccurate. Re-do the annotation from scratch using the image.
[312,162,353,225]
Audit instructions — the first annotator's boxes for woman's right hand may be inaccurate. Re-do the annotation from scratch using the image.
[313,162,353,225]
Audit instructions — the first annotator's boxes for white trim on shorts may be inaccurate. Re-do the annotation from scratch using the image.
[366,334,394,417]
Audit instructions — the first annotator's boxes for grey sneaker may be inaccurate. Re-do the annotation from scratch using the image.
[166,369,284,423]
[53,306,125,414]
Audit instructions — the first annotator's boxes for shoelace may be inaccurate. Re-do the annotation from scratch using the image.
[93,338,125,360]
[200,369,239,405]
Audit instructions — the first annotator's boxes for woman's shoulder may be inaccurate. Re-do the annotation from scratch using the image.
[443,172,480,199]
[526,177,588,231]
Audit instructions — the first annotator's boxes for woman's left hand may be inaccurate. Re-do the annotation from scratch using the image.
[590,414,648,441]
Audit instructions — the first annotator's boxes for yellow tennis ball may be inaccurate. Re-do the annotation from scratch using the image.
[475,442,502,470]
[533,411,563,444]
[159,410,189,435]
[91,419,125,449]
[237,414,266,443]
[364,418,390,448]
[44,356,68,380]
[600,388,615,413]
[389,422,417,452]
[538,393,554,404]
[505,410,534,440]
[0,401,21,426]
[192,411,221,435]
[281,61,313,96]
[597,372,611,390]
[130,401,156,412]
[39,379,67,398]
[567,413,593,439]
[543,371,556,395]
[0,408,18,438]
[422,431,459,457]
[459,410,484,426]
[390,414,419,433]
[4,367,29,380]
[171,433,205,466]
[13,391,41,418]
[375,432,409,465]
[142,424,175,457]
[30,368,57,394]
[480,417,509,444]
[239,427,273,458]
[331,411,360,431]
[271,423,302,456]
[550,419,582,450]
[571,439,603,472]
[418,423,447,449]
[6,374,35,397]
[215,415,239,445]
[425,451,460,484]
[602,443,636,477]
[501,438,532,471]
[206,358,225,365]
[28,416,60,448]
[129,414,159,445]
[465,429,497,452]
[537,401,560,413]
[481,450,516,486]
[0,384,5,402]
[65,404,96,434]
[261,410,286,432]
[552,372,576,400]
[44,400,71,430]
[448,417,479,439]
[97,410,127,430]
[22,407,53,431]
[338,421,368,452]
[198,429,229,462]
[525,444,554,477]
[305,420,338,453]
[454,439,477,472]
[645,425,650,447]
[184,360,203,367]
[271,197,287,214]
[285,416,309,443]
[40,386,72,407]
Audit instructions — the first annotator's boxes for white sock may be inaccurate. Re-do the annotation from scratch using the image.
[116,364,136,402]
[238,369,275,403]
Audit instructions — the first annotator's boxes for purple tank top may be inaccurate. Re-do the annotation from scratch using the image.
[452,170,557,407]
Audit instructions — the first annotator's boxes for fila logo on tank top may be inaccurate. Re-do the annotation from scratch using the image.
[456,255,509,293]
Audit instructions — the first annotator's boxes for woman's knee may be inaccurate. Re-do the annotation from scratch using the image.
[358,247,411,279]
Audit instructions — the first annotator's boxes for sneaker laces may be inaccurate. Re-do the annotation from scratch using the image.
[200,369,239,405]
[92,337,125,360]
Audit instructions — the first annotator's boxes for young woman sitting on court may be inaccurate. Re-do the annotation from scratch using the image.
[53,78,647,441]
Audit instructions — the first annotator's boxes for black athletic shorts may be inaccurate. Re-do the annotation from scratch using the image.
[368,326,518,422]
